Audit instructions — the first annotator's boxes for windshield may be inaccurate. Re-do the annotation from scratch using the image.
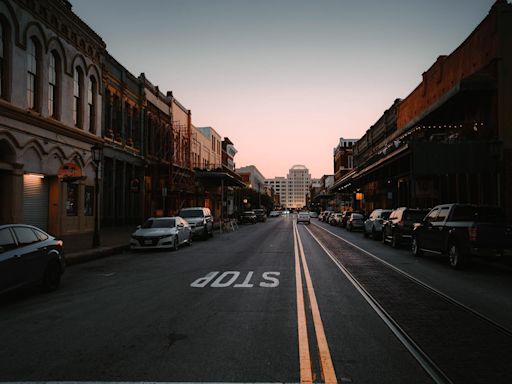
[179,210,204,218]
[141,219,176,228]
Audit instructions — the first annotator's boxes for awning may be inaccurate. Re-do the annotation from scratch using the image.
[195,170,246,188]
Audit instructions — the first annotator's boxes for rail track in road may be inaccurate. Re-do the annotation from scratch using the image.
[305,222,512,384]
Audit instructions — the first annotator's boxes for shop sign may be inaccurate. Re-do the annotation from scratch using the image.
[58,163,84,183]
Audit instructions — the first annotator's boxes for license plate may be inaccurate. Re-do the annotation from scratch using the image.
[144,239,153,245]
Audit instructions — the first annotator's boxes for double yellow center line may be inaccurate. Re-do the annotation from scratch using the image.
[293,221,338,384]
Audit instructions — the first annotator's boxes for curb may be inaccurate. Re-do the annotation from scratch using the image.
[65,244,129,266]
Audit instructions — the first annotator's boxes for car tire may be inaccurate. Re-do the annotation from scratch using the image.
[391,233,400,248]
[448,243,468,269]
[187,233,192,246]
[172,236,179,251]
[412,238,423,257]
[382,231,387,244]
[203,227,209,240]
[363,228,369,238]
[371,227,377,240]
[209,226,214,237]
[42,260,61,292]
[348,224,352,232]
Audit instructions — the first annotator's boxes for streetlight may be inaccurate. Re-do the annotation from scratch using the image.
[91,143,103,248]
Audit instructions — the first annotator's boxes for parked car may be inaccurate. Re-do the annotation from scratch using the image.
[131,217,192,251]
[347,213,365,231]
[309,211,319,218]
[363,209,392,239]
[329,213,343,226]
[0,224,65,294]
[240,211,257,224]
[340,211,352,228]
[297,212,311,225]
[178,207,214,239]
[319,211,332,222]
[253,208,267,222]
[269,211,281,218]
[412,204,512,269]
[382,207,430,248]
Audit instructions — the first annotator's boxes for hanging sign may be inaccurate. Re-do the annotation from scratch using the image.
[58,163,85,182]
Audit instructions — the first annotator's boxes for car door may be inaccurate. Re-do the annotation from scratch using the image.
[0,227,20,292]
[420,208,440,251]
[176,218,186,244]
[11,226,45,285]
[432,206,450,253]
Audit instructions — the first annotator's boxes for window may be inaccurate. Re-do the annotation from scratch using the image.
[66,184,78,216]
[436,207,450,222]
[73,67,83,127]
[12,227,39,246]
[27,38,40,110]
[48,52,60,118]
[84,186,94,216]
[425,208,439,223]
[88,76,96,133]
[0,228,17,253]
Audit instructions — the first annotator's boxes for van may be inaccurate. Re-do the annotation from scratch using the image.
[178,207,214,239]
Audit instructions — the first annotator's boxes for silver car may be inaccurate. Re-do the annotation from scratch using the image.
[130,217,192,251]
[347,213,365,232]
[363,209,392,240]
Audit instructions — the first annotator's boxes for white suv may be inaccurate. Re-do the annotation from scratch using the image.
[179,207,214,239]
[297,212,311,225]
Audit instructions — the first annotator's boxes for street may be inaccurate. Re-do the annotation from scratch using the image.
[1,216,512,383]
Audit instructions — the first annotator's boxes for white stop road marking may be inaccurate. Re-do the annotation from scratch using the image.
[190,271,280,288]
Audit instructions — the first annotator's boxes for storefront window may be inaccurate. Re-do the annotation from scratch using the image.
[84,186,94,216]
[66,184,78,216]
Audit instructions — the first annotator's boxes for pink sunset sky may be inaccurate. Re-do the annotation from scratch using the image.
[74,0,497,179]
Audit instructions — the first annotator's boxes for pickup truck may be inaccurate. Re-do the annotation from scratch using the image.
[411,204,512,269]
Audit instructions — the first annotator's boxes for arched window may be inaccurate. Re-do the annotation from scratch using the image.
[27,37,41,110]
[87,76,96,133]
[48,51,61,118]
[73,67,83,127]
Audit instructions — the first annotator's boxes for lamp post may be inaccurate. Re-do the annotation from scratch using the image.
[91,144,103,248]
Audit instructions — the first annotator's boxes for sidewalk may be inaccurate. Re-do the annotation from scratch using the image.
[61,225,136,265]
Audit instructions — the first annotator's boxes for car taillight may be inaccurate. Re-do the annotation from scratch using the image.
[468,226,478,242]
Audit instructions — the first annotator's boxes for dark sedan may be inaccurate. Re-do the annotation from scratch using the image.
[0,224,65,294]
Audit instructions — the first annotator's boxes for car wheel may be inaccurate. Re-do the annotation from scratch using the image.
[209,227,214,237]
[348,224,352,232]
[371,228,377,240]
[411,238,423,256]
[363,228,369,238]
[187,233,192,246]
[448,243,468,269]
[203,227,209,240]
[42,260,61,292]
[172,236,179,251]
[391,233,400,248]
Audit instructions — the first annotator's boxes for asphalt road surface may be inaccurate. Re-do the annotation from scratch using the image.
[1,215,512,383]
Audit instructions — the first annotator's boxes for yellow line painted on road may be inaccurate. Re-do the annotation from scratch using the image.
[295,222,338,384]
[293,222,313,383]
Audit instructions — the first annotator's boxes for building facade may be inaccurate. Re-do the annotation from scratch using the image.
[0,0,104,235]
[331,1,512,217]
[102,52,145,226]
[265,165,311,209]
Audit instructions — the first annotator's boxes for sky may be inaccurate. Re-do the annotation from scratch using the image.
[73,0,496,179]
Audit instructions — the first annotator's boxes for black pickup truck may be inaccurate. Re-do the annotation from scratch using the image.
[411,204,512,269]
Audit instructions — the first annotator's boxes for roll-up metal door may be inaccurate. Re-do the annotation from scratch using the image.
[23,174,49,231]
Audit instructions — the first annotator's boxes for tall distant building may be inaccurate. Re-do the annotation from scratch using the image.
[265,165,311,209]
